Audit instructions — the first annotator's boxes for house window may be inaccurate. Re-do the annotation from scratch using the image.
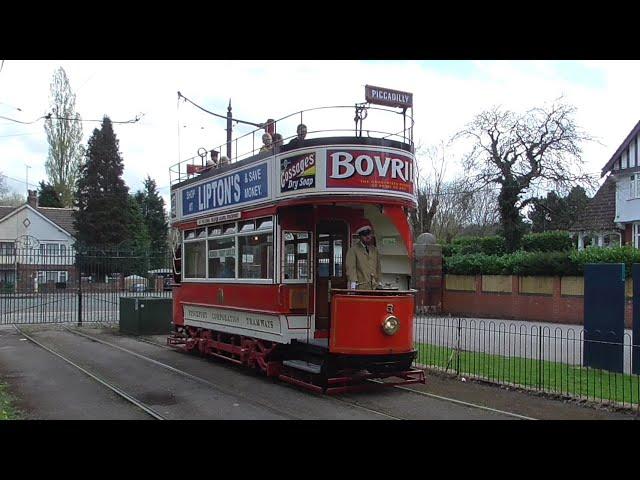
[631,175,640,199]
[634,224,640,248]
[0,242,15,255]
[622,151,628,169]
[603,233,621,248]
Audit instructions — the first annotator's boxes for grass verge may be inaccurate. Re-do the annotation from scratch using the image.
[416,343,640,408]
[0,381,21,420]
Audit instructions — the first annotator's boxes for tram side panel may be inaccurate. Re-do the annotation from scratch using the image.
[171,282,315,344]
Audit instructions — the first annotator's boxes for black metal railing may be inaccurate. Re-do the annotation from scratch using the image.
[413,315,640,411]
[0,248,173,325]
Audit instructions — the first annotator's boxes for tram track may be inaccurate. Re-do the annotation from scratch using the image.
[13,325,166,420]
[82,325,535,420]
[61,326,307,420]
[66,325,408,420]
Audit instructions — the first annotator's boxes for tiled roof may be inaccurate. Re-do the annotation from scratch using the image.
[601,120,640,176]
[0,206,14,220]
[37,207,76,236]
[570,176,618,232]
[0,204,76,237]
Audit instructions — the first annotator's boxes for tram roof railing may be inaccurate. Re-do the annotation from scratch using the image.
[169,104,414,186]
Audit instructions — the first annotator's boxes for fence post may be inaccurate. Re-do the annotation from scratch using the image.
[456,317,461,376]
[77,255,82,327]
[537,325,542,390]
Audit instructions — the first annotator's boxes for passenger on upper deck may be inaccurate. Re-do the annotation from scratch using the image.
[345,220,381,291]
[259,132,273,153]
[287,123,307,148]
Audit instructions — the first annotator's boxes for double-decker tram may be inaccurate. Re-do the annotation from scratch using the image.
[168,90,425,393]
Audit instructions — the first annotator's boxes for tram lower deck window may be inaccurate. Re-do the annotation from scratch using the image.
[184,241,206,278]
[284,232,310,280]
[208,238,236,278]
[239,233,273,279]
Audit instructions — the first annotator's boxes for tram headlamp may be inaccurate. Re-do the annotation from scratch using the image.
[382,316,400,336]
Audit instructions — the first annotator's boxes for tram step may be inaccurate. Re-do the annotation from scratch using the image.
[282,360,322,375]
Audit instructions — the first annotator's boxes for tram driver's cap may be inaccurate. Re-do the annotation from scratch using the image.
[355,221,373,236]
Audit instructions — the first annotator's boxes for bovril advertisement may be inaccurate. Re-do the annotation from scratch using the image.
[280,152,316,193]
[326,149,414,194]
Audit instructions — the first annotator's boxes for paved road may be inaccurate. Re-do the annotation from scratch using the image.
[0,325,522,420]
[414,316,636,374]
[0,327,150,419]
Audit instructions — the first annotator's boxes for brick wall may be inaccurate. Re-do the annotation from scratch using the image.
[442,274,633,328]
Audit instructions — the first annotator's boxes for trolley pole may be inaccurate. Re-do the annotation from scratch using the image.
[226,99,232,159]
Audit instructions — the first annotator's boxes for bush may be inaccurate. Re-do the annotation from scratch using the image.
[444,246,640,277]
[569,246,640,277]
[445,251,580,276]
[445,235,506,256]
[521,231,574,252]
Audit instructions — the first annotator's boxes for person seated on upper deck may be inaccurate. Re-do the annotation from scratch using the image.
[259,132,273,153]
[287,123,307,148]
[272,133,284,153]
[345,220,381,291]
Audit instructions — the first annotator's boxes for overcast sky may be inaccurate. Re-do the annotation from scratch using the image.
[1,60,639,207]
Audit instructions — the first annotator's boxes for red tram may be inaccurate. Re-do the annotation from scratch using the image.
[168,94,424,393]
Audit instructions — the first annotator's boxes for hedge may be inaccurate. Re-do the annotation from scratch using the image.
[444,246,640,277]
[443,235,506,256]
[521,231,573,252]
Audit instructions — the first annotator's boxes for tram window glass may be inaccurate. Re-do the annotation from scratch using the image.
[284,231,311,280]
[223,223,237,235]
[318,234,330,278]
[184,241,206,278]
[208,237,236,278]
[208,226,222,236]
[239,233,273,279]
[333,239,343,277]
[257,217,273,231]
[184,230,196,241]
[196,228,207,239]
[239,220,255,232]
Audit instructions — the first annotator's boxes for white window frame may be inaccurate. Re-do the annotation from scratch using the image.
[630,175,640,200]
[181,216,275,284]
[282,230,313,284]
[634,223,640,248]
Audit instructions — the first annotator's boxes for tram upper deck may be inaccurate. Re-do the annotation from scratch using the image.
[169,104,417,227]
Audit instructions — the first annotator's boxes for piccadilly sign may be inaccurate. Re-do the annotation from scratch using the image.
[365,85,413,109]
[326,149,414,194]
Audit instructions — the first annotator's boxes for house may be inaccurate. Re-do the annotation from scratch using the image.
[0,190,76,292]
[571,120,640,249]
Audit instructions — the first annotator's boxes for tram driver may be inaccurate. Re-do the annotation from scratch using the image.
[345,220,381,291]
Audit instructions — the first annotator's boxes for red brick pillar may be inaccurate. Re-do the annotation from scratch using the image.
[552,277,561,322]
[413,233,442,313]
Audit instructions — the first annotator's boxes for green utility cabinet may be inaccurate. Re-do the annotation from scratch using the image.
[119,296,173,335]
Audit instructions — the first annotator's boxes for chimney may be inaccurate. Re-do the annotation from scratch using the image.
[27,190,38,208]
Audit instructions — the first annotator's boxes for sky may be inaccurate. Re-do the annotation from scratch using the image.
[1,60,639,208]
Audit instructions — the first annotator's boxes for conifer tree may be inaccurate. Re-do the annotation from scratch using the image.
[134,176,168,260]
[74,117,132,250]
[37,181,64,208]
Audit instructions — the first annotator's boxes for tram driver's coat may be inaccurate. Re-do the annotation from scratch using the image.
[345,241,382,290]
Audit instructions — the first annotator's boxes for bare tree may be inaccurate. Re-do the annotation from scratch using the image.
[455,99,593,251]
[0,172,7,198]
[412,143,496,243]
[44,67,84,207]
[412,142,447,235]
